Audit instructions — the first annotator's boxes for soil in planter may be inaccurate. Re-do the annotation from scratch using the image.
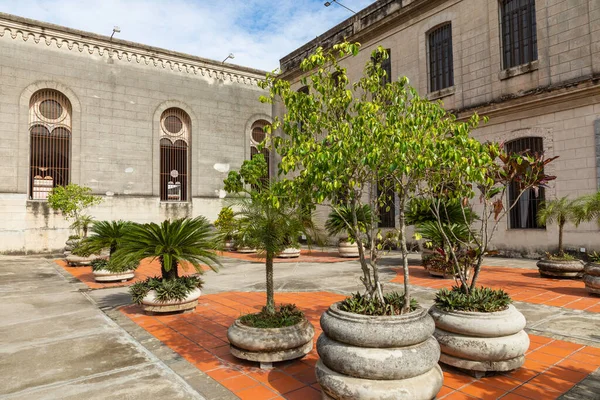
[435,286,511,313]
[240,304,304,328]
[339,292,418,316]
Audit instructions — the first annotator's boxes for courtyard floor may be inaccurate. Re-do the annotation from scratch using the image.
[2,251,599,399]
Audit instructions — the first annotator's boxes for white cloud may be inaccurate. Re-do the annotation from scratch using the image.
[0,0,375,71]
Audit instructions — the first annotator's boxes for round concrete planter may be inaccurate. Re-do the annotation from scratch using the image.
[224,240,235,251]
[277,247,301,258]
[227,317,314,368]
[337,240,360,258]
[64,238,81,252]
[141,288,201,314]
[583,263,600,295]
[65,254,103,266]
[536,258,584,278]
[429,305,529,375]
[93,269,135,282]
[316,302,442,400]
[236,246,258,253]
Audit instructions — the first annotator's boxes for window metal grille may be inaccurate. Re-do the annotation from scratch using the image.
[160,108,190,202]
[428,24,454,92]
[506,137,545,229]
[500,0,537,69]
[372,49,392,85]
[377,181,396,228]
[29,90,72,200]
[250,120,271,181]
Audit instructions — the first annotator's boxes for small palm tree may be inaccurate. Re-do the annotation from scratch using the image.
[325,204,373,241]
[112,217,221,280]
[79,220,132,257]
[537,196,583,257]
[70,215,95,238]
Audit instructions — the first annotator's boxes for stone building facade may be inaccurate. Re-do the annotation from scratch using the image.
[278,0,600,254]
[0,13,271,253]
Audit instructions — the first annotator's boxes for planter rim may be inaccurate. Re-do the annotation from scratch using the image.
[327,301,427,323]
[142,287,201,306]
[429,304,516,317]
[93,268,135,275]
[232,316,311,333]
[538,258,584,264]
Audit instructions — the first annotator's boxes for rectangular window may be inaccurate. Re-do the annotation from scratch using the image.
[377,181,396,228]
[372,49,392,85]
[428,24,454,92]
[506,137,545,229]
[500,0,537,69]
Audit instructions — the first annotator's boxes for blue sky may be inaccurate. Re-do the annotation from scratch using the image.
[0,0,375,71]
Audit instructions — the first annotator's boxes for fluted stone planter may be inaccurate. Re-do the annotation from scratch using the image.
[64,238,81,256]
[429,305,529,377]
[227,318,314,369]
[141,288,201,314]
[583,263,600,295]
[93,269,135,282]
[277,247,301,258]
[337,240,360,258]
[65,254,103,266]
[536,259,584,278]
[316,302,443,400]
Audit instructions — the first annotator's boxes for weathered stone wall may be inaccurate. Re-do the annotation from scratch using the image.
[0,14,270,253]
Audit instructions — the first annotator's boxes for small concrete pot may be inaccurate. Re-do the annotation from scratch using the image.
[583,262,600,295]
[65,254,103,267]
[93,269,135,282]
[141,288,201,314]
[337,240,360,258]
[276,247,301,258]
[429,305,529,377]
[536,258,585,278]
[227,317,314,369]
[316,302,443,400]
[236,246,258,254]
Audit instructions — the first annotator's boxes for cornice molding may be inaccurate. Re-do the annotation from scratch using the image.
[0,13,266,87]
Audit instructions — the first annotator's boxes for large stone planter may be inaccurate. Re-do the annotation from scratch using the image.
[277,247,301,258]
[236,246,258,254]
[65,254,103,266]
[141,288,201,314]
[583,262,600,295]
[337,240,360,258]
[93,269,135,282]
[316,302,443,400]
[228,318,314,369]
[429,305,529,377]
[536,258,584,278]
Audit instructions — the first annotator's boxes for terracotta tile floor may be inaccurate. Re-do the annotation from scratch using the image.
[392,265,600,312]
[55,258,206,289]
[218,249,357,263]
[120,291,600,400]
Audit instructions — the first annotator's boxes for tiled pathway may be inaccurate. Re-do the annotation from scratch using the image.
[391,266,600,312]
[120,291,600,400]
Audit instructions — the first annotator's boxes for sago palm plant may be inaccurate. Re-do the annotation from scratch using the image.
[325,204,373,241]
[536,196,583,257]
[79,220,133,257]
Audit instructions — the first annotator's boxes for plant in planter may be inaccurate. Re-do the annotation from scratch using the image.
[112,217,221,314]
[214,207,237,251]
[583,252,600,295]
[224,154,316,368]
[325,204,373,257]
[423,143,557,376]
[90,258,136,282]
[535,197,585,278]
[65,244,104,266]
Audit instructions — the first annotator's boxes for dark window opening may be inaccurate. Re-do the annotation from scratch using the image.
[160,139,188,202]
[428,23,454,92]
[372,49,392,85]
[500,0,537,69]
[377,181,396,228]
[29,126,71,200]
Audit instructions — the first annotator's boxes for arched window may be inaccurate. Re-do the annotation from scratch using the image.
[250,120,271,180]
[29,90,72,200]
[506,137,545,229]
[160,108,190,202]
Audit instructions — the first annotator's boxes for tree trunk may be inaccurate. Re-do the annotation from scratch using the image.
[399,205,411,314]
[265,252,275,315]
[558,222,564,256]
[160,257,180,281]
[109,243,117,257]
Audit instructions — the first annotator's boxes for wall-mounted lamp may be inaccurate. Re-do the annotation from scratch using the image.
[110,26,121,40]
[222,53,235,64]
[324,0,356,14]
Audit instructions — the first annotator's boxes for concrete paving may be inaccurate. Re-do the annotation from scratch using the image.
[0,256,203,400]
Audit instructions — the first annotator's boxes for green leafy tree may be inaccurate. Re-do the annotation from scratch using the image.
[47,184,102,237]
[537,197,583,256]
[79,220,133,257]
[112,217,221,281]
[214,207,238,242]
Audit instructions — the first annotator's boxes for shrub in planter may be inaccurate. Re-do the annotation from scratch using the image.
[325,204,372,257]
[65,244,103,266]
[111,216,221,314]
[90,258,137,283]
[214,207,237,251]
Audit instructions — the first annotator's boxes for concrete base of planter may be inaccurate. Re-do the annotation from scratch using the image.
[317,361,443,400]
[141,288,201,314]
[224,240,235,251]
[337,241,359,258]
[584,263,600,295]
[236,247,257,253]
[93,269,135,282]
[65,254,103,266]
[277,248,301,258]
[440,352,525,376]
[536,259,584,278]
[228,318,315,367]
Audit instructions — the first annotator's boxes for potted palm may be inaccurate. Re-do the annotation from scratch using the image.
[79,220,138,282]
[536,197,585,278]
[112,217,221,314]
[325,204,372,257]
[224,155,315,368]
[573,192,600,294]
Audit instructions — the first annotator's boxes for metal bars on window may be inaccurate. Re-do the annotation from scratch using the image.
[159,108,190,202]
[377,181,396,228]
[428,24,454,92]
[500,0,537,69]
[372,49,392,86]
[29,90,72,200]
[506,137,545,229]
[250,120,271,182]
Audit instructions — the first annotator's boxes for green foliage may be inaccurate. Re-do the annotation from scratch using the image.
[47,184,102,237]
[325,204,374,241]
[588,251,600,263]
[90,258,109,271]
[69,215,95,238]
[214,207,237,240]
[339,292,418,316]
[79,220,133,257]
[239,304,304,328]
[435,286,512,313]
[417,221,473,250]
[111,217,221,280]
[71,244,93,257]
[545,252,577,261]
[406,198,477,226]
[91,258,138,273]
[129,276,204,305]
[537,196,585,256]
[423,248,476,276]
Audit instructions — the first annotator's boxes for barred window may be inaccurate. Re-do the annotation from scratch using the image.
[500,0,537,69]
[250,120,271,180]
[29,90,72,200]
[160,108,190,202]
[377,181,396,228]
[506,137,545,229]
[428,23,454,92]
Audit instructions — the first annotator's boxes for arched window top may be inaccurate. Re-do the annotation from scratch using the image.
[160,108,191,144]
[251,119,270,145]
[29,89,72,130]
